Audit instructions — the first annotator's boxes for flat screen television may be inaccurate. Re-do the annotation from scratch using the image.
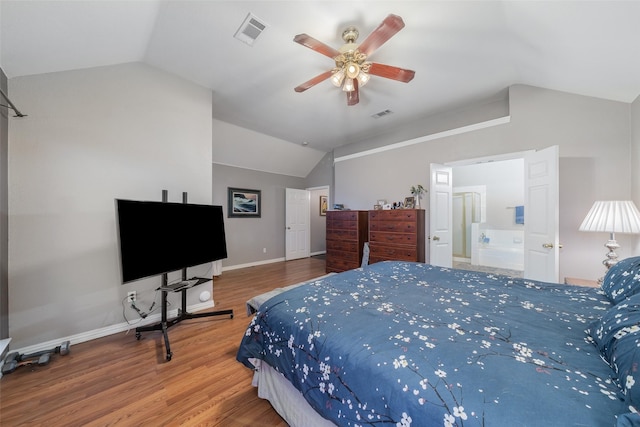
[116,199,227,284]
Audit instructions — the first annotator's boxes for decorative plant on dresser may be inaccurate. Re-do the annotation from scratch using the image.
[325,210,369,273]
[368,209,425,264]
[410,184,426,209]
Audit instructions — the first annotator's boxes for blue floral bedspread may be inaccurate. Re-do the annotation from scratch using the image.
[237,261,631,426]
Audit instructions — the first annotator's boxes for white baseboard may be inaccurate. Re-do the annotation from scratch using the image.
[222,257,286,272]
[8,300,214,356]
[222,253,325,273]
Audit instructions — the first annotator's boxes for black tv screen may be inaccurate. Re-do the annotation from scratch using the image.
[116,199,227,284]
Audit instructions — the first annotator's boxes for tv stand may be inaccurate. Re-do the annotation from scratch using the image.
[133,190,233,362]
[135,276,233,361]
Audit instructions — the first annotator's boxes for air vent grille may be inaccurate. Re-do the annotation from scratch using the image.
[371,109,394,119]
[234,13,268,46]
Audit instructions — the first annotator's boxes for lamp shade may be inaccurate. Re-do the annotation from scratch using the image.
[579,201,640,234]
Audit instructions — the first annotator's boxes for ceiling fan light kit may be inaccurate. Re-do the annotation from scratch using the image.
[294,14,415,106]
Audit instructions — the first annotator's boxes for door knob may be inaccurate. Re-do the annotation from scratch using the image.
[542,243,553,249]
[432,236,440,241]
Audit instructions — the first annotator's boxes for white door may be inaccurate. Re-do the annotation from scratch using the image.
[524,146,559,282]
[430,164,453,267]
[285,188,310,261]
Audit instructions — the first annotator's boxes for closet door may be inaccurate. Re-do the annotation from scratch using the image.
[285,188,310,261]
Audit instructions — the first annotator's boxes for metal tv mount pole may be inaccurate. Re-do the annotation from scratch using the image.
[0,87,27,117]
[134,190,233,362]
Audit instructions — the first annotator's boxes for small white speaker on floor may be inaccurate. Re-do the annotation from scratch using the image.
[199,290,211,302]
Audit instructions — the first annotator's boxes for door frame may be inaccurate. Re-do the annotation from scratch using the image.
[307,185,330,257]
[433,148,559,281]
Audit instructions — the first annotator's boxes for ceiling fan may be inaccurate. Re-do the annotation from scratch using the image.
[293,14,415,106]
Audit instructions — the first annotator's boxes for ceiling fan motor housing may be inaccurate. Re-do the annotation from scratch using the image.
[341,27,359,44]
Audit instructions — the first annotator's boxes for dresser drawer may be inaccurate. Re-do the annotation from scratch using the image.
[369,209,419,222]
[327,211,361,221]
[369,221,418,233]
[327,229,360,241]
[326,239,359,253]
[326,254,361,272]
[327,219,359,230]
[369,244,418,261]
[369,231,417,245]
[326,248,360,262]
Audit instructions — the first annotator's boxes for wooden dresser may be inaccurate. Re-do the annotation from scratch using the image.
[325,210,369,273]
[368,209,425,264]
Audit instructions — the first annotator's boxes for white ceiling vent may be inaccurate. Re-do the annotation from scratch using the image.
[371,109,394,119]
[234,13,267,46]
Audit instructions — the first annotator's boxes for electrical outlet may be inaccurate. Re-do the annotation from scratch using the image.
[263,247,267,253]
[127,291,136,303]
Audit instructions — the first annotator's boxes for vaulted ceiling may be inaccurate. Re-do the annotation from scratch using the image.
[3,1,640,154]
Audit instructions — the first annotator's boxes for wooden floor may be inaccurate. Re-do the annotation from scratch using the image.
[0,257,327,426]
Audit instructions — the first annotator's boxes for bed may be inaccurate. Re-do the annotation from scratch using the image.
[237,260,640,426]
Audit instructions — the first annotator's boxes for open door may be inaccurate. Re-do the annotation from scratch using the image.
[430,164,453,267]
[285,188,310,261]
[524,146,559,282]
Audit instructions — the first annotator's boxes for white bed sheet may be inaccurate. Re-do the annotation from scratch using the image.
[250,358,335,427]
[245,273,335,316]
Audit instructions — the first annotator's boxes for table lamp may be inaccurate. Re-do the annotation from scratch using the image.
[579,200,640,281]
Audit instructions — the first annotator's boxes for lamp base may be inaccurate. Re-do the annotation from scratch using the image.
[598,237,621,284]
[603,239,620,268]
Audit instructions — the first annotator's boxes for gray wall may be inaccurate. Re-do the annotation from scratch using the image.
[334,85,634,282]
[306,152,334,190]
[211,145,333,266]
[1,68,8,339]
[336,93,511,159]
[212,163,306,267]
[8,63,215,348]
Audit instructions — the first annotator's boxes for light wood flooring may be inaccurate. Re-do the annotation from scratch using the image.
[0,257,327,426]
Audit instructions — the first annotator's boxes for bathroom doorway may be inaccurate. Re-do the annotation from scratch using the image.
[452,189,483,260]
[450,160,524,278]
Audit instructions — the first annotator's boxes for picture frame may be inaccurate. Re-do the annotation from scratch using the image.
[228,187,261,217]
[320,195,328,216]
[374,204,382,210]
[404,196,415,209]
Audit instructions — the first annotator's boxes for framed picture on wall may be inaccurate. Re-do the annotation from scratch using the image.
[320,195,328,216]
[228,187,261,217]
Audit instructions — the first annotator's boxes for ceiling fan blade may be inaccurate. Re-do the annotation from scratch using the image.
[294,34,341,59]
[294,70,334,93]
[346,80,359,106]
[369,63,415,83]
[357,14,405,57]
